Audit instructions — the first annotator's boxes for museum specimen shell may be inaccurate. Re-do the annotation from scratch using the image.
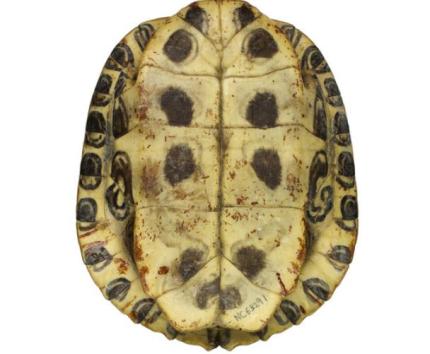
[76,0,358,350]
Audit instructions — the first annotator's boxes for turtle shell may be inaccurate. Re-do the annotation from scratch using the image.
[76,0,358,350]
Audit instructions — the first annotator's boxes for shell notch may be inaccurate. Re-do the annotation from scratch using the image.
[77,0,357,350]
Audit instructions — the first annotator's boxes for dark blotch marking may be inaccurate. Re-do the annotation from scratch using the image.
[303,278,330,302]
[106,152,133,221]
[220,286,242,310]
[132,298,155,323]
[341,196,358,220]
[324,78,343,107]
[111,43,134,68]
[114,72,126,98]
[160,88,194,126]
[196,278,220,309]
[207,328,231,348]
[314,86,327,140]
[338,152,355,177]
[246,92,278,128]
[234,4,255,29]
[280,300,301,324]
[77,198,97,222]
[85,111,106,148]
[281,24,302,48]
[235,246,266,279]
[79,153,102,190]
[251,148,281,190]
[95,74,112,94]
[164,144,196,186]
[329,245,352,264]
[113,97,129,139]
[84,244,112,272]
[307,151,333,223]
[185,5,207,33]
[302,45,330,74]
[80,153,102,176]
[178,248,204,281]
[164,29,193,63]
[166,324,179,339]
[106,278,131,301]
[247,28,278,59]
[334,112,351,146]
[135,23,155,51]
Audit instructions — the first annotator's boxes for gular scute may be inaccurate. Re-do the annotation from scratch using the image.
[164,144,196,185]
[246,92,278,128]
[235,246,266,279]
[234,4,256,29]
[220,286,242,310]
[164,29,193,62]
[251,148,282,189]
[160,87,194,126]
[247,29,278,59]
[178,248,204,281]
[185,5,208,33]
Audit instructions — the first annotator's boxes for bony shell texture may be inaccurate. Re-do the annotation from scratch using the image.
[76,0,358,350]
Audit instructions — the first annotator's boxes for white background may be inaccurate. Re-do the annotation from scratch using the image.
[0,0,428,353]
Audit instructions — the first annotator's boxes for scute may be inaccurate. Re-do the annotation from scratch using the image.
[77,0,357,350]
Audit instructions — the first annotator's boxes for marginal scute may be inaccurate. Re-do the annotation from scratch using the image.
[112,97,128,138]
[328,245,353,265]
[132,298,155,323]
[303,278,330,302]
[85,111,106,148]
[76,198,97,222]
[338,152,355,177]
[79,153,102,190]
[106,278,131,301]
[84,244,112,271]
[324,78,343,107]
[279,300,301,324]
